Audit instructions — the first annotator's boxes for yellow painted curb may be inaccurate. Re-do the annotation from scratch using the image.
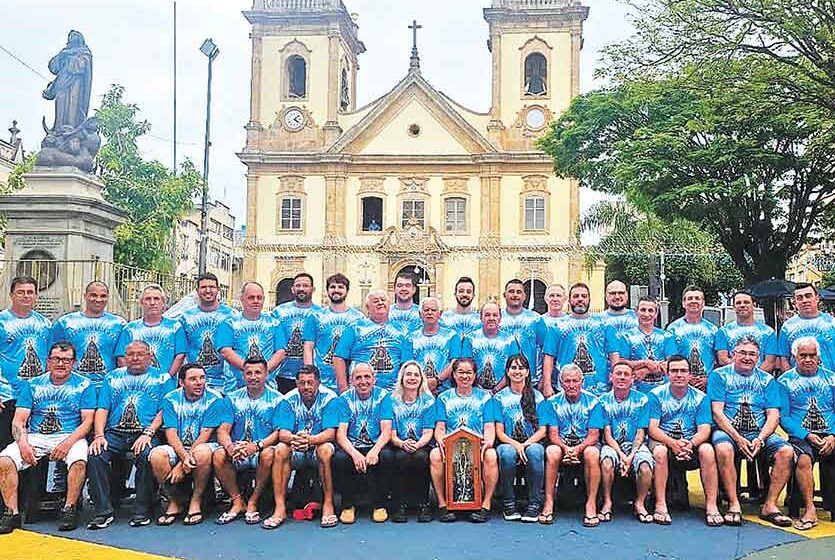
[1,529,178,560]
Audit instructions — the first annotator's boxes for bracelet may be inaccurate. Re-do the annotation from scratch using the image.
[93,434,105,440]
[256,441,264,451]
[141,429,155,437]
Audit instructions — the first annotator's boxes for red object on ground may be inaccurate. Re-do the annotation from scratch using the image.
[293,501,321,521]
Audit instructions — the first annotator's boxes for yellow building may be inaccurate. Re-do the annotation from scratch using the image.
[239,0,603,308]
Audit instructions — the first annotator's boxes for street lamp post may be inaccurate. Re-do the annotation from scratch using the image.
[198,38,219,276]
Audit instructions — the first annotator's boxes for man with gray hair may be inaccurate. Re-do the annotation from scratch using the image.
[777,336,835,530]
[333,290,408,391]
[406,297,461,393]
[115,284,186,377]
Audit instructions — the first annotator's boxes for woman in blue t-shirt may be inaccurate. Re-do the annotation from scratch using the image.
[383,361,436,523]
[493,354,547,523]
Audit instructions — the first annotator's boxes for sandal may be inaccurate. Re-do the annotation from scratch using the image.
[759,511,792,528]
[183,511,204,526]
[634,509,654,524]
[538,512,554,525]
[705,512,724,527]
[793,518,818,531]
[245,511,261,525]
[262,516,285,530]
[582,515,600,528]
[723,510,742,527]
[320,514,338,528]
[215,510,242,525]
[156,511,181,526]
[653,510,672,525]
[598,510,612,523]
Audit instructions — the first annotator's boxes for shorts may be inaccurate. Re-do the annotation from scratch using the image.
[711,430,790,463]
[790,434,834,463]
[155,442,220,466]
[600,442,654,473]
[0,434,88,470]
[234,454,259,472]
[647,439,702,470]
[291,443,332,469]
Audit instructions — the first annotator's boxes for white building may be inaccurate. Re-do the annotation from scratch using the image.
[174,200,239,296]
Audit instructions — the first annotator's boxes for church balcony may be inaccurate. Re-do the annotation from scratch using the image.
[491,0,579,7]
[254,0,346,12]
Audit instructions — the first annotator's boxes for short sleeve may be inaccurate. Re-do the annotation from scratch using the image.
[636,398,650,429]
[301,313,319,343]
[480,395,496,424]
[202,397,227,429]
[379,395,394,421]
[97,378,113,410]
[543,324,559,357]
[695,394,712,426]
[80,382,97,410]
[764,377,781,409]
[214,320,234,351]
[588,400,606,430]
[172,324,187,355]
[647,393,662,421]
[434,397,449,427]
[539,398,556,427]
[707,369,727,403]
[776,329,791,358]
[274,399,295,431]
[334,325,356,360]
[420,399,436,430]
[114,327,131,358]
[662,332,677,359]
[762,329,778,357]
[714,327,730,353]
[272,319,287,353]
[335,397,351,425]
[321,397,340,430]
[16,380,33,410]
[162,397,177,429]
[603,325,622,355]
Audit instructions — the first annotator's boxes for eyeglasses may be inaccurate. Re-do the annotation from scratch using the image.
[48,356,74,364]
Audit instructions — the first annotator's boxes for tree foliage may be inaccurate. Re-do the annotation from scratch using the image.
[540,57,835,284]
[95,85,202,271]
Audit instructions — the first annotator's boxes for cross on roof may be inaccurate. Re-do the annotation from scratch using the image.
[409,19,422,71]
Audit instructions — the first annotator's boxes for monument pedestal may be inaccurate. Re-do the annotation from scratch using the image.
[0,167,128,317]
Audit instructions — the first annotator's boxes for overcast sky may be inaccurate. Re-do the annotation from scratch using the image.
[0,0,633,226]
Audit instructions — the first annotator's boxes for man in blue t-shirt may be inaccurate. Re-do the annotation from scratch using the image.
[598,280,639,348]
[666,285,717,391]
[647,355,721,526]
[540,364,606,527]
[332,363,393,524]
[463,302,523,392]
[273,272,322,394]
[0,276,52,450]
[216,282,284,392]
[709,337,793,528]
[270,364,340,529]
[51,280,125,390]
[213,358,283,526]
[87,340,171,529]
[777,283,835,373]
[302,273,363,393]
[408,297,461,392]
[716,290,777,372]
[333,290,408,392]
[440,276,480,338]
[0,341,95,534]
[179,272,238,393]
[501,279,547,385]
[776,336,835,531]
[149,363,225,526]
[621,297,676,393]
[389,271,421,334]
[115,284,187,377]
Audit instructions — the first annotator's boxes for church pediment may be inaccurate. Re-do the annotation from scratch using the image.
[374,222,449,256]
[330,72,496,156]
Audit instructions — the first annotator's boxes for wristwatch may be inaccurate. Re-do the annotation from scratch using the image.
[255,441,263,451]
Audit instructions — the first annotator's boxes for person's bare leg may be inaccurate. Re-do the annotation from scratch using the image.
[761,446,792,516]
[0,457,20,512]
[317,444,335,519]
[248,448,274,513]
[652,445,669,514]
[583,446,601,520]
[600,457,615,516]
[150,448,180,516]
[698,444,720,515]
[542,445,563,516]
[635,462,652,514]
[65,461,86,508]
[429,448,446,507]
[715,443,740,513]
[795,454,817,522]
[481,448,498,510]
[213,448,245,515]
[188,444,213,516]
[269,443,291,521]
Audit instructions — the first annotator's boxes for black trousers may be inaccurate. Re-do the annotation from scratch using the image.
[0,400,16,450]
[333,446,390,508]
[382,446,430,506]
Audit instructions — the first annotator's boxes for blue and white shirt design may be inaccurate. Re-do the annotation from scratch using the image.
[51,311,125,388]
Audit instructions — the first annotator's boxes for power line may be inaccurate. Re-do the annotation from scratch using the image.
[146,132,201,146]
[0,43,49,81]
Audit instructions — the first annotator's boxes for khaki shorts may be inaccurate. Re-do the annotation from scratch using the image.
[0,434,88,470]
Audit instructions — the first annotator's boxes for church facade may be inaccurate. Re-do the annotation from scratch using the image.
[239,0,603,309]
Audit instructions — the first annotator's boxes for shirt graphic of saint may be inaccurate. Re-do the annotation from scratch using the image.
[564,425,581,447]
[19,340,44,379]
[243,419,254,442]
[182,426,195,447]
[617,421,629,443]
[573,335,595,375]
[731,397,758,433]
[668,419,684,440]
[286,325,303,359]
[407,423,418,441]
[357,421,373,446]
[114,396,142,433]
[511,416,527,442]
[196,333,219,367]
[369,341,393,373]
[78,338,105,375]
[247,338,263,361]
[149,348,160,369]
[481,360,497,390]
[802,397,828,433]
[424,356,437,379]
[323,333,340,365]
[689,343,705,377]
[39,405,63,435]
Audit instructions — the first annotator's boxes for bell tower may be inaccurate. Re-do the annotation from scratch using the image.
[243,0,365,150]
[483,0,589,150]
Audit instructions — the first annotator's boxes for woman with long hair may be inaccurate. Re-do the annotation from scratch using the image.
[493,354,547,522]
[383,361,436,522]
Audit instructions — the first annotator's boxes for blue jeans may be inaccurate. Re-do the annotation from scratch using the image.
[497,442,544,509]
[87,430,156,518]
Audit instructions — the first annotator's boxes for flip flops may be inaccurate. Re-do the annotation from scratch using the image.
[793,518,818,531]
[653,510,672,525]
[597,510,612,523]
[705,512,724,527]
[759,511,792,528]
[215,510,242,525]
[320,514,338,528]
[582,515,600,528]
[262,516,286,530]
[723,510,743,526]
[634,509,654,524]
[538,512,554,525]
[245,511,261,525]
[183,511,204,526]
[156,511,181,526]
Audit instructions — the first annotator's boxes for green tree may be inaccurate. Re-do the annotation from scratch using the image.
[540,58,835,284]
[96,85,202,271]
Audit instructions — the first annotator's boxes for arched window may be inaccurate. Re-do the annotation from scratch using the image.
[275,278,294,306]
[340,67,350,111]
[524,53,547,96]
[361,196,383,232]
[523,279,547,314]
[287,55,306,98]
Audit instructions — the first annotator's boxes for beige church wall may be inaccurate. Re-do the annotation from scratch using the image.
[249,173,326,243]
[498,31,573,128]
[260,35,331,125]
[441,94,492,134]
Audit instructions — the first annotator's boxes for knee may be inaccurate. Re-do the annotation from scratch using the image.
[212,447,228,468]
[526,443,544,461]
[545,445,562,463]
[260,447,275,464]
[715,443,734,460]
[775,446,794,465]
[483,448,498,467]
[316,443,333,461]
[797,454,813,472]
[191,444,212,465]
[429,448,442,466]
[653,445,668,462]
[583,446,600,462]
[275,442,291,460]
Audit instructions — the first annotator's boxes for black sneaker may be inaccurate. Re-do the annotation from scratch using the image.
[520,506,540,523]
[58,505,80,531]
[87,514,114,530]
[0,510,21,534]
[391,504,408,523]
[469,508,490,523]
[438,506,457,523]
[129,515,152,527]
[502,506,521,521]
[416,504,432,523]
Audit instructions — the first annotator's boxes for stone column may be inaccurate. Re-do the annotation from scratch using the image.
[322,174,347,278]
[243,172,260,280]
[478,170,502,301]
[323,32,342,144]
[487,32,504,145]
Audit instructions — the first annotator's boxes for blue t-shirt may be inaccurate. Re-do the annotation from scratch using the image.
[777,367,835,439]
[391,392,436,441]
[544,315,620,395]
[598,388,649,444]
[716,321,777,365]
[648,383,712,440]
[462,328,523,390]
[273,302,322,380]
[435,386,495,437]
[621,326,677,393]
[301,307,364,392]
[214,313,283,390]
[17,373,96,435]
[97,366,173,432]
[440,310,480,338]
[777,313,835,371]
[597,309,639,337]
[51,311,125,389]
[161,387,226,446]
[115,318,187,375]
[276,386,340,435]
[0,309,51,401]
[406,326,462,390]
[707,364,781,433]
[389,303,421,335]
[179,304,238,391]
[492,386,547,441]
[666,317,718,378]
[500,308,546,384]
[220,386,284,442]
[540,390,606,445]
[334,386,393,447]
[334,318,409,390]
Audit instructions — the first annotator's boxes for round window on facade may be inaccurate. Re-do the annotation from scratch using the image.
[407,124,421,137]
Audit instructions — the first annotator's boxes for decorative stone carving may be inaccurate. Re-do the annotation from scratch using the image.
[359,176,385,193]
[522,174,548,193]
[398,176,429,195]
[270,256,305,287]
[442,177,470,195]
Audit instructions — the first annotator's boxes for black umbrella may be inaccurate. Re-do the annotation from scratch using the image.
[819,285,835,301]
[749,279,796,299]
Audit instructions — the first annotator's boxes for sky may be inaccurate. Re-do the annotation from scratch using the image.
[0,0,634,227]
